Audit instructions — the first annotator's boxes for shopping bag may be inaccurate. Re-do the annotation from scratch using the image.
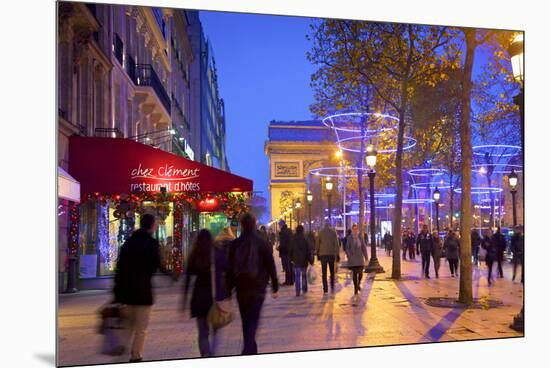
[307,266,317,284]
[98,304,126,356]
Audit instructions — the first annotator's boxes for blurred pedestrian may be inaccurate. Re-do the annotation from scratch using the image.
[383,231,393,256]
[345,224,368,295]
[267,228,276,254]
[289,225,313,296]
[407,231,416,260]
[416,224,433,278]
[226,213,279,355]
[444,229,460,277]
[471,229,482,266]
[113,214,161,363]
[402,229,408,260]
[511,225,524,283]
[183,228,231,357]
[493,227,507,278]
[316,219,340,294]
[481,228,497,285]
[431,231,443,278]
[278,222,294,285]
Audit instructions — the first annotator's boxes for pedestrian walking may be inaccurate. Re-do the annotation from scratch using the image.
[316,219,340,294]
[481,229,497,285]
[183,228,232,357]
[113,214,161,363]
[278,222,294,285]
[416,225,433,278]
[431,231,443,278]
[344,224,369,295]
[407,231,416,260]
[471,229,482,266]
[402,229,408,260]
[511,225,524,283]
[383,231,393,256]
[267,228,276,254]
[226,212,279,355]
[289,225,313,296]
[444,229,460,277]
[493,227,507,278]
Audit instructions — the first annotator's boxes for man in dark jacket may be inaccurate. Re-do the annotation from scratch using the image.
[226,212,279,355]
[278,222,294,285]
[416,224,433,278]
[471,229,482,265]
[511,225,524,283]
[113,213,160,363]
[493,227,507,278]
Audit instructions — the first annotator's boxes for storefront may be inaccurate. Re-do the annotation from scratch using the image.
[67,137,252,288]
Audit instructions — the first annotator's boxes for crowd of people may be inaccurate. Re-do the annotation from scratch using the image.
[110,212,524,362]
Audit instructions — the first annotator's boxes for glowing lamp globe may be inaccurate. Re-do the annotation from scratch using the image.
[509,33,524,84]
[365,144,377,169]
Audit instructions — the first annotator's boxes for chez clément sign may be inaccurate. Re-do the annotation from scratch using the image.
[130,163,201,192]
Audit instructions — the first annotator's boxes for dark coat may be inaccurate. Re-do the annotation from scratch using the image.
[493,232,507,260]
[444,236,460,260]
[184,240,230,318]
[113,229,161,306]
[511,233,524,259]
[278,228,292,256]
[226,231,279,300]
[416,232,433,253]
[471,230,482,249]
[481,236,497,262]
[289,233,313,268]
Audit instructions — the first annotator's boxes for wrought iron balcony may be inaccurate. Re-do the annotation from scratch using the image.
[94,127,124,138]
[132,64,171,113]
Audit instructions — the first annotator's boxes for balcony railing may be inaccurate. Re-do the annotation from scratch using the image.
[94,127,124,138]
[113,33,123,66]
[132,64,171,113]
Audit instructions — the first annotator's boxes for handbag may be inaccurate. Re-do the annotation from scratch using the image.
[207,246,234,330]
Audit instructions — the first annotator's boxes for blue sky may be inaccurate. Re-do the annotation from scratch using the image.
[199,11,316,222]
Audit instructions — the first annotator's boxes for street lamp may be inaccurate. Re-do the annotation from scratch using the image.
[295,198,302,225]
[306,190,313,232]
[433,187,441,232]
[509,169,518,227]
[364,144,384,273]
[509,33,524,84]
[325,177,334,224]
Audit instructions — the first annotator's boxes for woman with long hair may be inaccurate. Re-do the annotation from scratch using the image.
[183,228,231,357]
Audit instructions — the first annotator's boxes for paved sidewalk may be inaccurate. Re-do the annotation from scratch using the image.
[58,253,523,366]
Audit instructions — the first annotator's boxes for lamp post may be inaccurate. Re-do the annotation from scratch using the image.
[433,187,441,232]
[289,206,293,230]
[364,144,384,273]
[509,169,518,227]
[325,177,334,224]
[295,199,302,226]
[306,190,313,232]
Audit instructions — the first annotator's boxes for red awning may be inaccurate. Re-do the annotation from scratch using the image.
[68,137,252,198]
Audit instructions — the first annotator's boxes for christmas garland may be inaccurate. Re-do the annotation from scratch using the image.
[69,204,79,257]
[85,191,250,218]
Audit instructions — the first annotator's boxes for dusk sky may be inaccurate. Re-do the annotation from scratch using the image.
[198,11,510,223]
[199,11,316,221]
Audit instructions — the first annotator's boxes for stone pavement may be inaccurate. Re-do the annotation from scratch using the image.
[58,253,523,366]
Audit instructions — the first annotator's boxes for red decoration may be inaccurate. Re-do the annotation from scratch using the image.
[69,204,79,256]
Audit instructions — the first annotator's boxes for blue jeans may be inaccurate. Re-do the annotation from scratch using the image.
[294,267,308,294]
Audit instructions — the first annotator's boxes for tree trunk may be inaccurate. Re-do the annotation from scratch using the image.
[392,81,408,279]
[458,29,476,305]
